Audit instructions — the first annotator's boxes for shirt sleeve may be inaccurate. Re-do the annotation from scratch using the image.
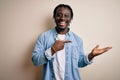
[32,33,54,66]
[45,48,55,60]
[84,54,93,65]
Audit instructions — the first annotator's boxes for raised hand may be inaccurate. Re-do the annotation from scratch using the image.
[88,45,112,61]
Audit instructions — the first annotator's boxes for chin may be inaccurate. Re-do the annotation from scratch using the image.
[57,26,67,31]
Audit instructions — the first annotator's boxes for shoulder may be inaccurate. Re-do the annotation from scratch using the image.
[37,28,55,40]
[39,28,55,37]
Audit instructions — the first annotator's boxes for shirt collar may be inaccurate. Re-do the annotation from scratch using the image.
[54,27,71,36]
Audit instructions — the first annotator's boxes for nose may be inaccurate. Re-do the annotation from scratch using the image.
[60,15,65,20]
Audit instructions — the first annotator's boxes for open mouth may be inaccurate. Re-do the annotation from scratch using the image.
[59,21,66,26]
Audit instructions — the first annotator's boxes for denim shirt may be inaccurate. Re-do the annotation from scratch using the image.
[32,28,92,80]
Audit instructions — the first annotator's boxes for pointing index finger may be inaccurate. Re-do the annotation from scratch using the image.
[63,40,72,43]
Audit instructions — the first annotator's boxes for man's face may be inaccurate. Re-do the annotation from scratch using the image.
[54,7,72,30]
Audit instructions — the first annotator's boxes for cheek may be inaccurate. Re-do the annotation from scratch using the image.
[54,19,59,24]
[67,19,71,24]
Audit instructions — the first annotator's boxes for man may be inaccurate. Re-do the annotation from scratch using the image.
[32,4,112,80]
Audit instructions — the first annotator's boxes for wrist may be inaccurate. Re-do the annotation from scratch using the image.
[51,46,57,55]
[88,52,95,61]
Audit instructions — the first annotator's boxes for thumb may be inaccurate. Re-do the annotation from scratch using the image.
[94,45,99,49]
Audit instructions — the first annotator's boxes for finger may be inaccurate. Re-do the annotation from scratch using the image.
[63,40,72,43]
[94,45,99,49]
[100,47,112,53]
[103,47,112,51]
[107,47,112,49]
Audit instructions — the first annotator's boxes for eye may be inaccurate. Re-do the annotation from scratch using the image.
[64,14,70,18]
[56,13,62,18]
[55,13,71,18]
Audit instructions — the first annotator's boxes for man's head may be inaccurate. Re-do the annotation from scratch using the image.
[53,4,73,32]
[53,4,73,19]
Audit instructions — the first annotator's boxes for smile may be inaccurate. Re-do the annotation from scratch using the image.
[59,21,66,26]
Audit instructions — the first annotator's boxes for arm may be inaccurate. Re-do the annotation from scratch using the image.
[75,35,112,67]
[77,39,92,67]
[32,34,49,66]
[32,34,72,66]
[78,44,112,67]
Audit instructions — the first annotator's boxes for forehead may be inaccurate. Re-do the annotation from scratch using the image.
[56,7,71,14]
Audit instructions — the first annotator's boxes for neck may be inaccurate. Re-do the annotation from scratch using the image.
[55,27,69,34]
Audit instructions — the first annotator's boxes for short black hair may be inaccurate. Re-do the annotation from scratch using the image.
[53,4,73,19]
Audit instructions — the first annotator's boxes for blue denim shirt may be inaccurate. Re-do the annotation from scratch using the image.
[32,28,92,80]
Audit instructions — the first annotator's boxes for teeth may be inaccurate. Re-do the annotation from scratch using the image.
[59,22,65,25]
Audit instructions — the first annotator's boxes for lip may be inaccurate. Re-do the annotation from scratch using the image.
[58,21,66,26]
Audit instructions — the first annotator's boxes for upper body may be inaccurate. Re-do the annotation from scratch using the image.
[32,4,112,80]
[32,27,92,80]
